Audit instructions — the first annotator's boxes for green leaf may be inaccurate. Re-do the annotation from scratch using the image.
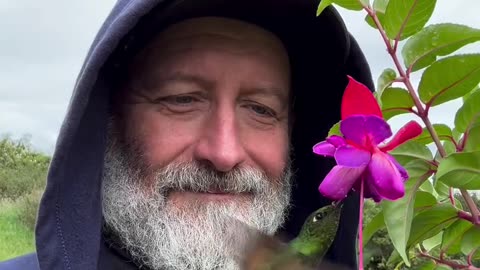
[402,24,480,72]
[390,140,433,165]
[364,0,389,29]
[452,128,463,141]
[381,173,429,266]
[376,68,397,106]
[412,261,436,270]
[317,0,365,16]
[418,54,480,107]
[414,124,453,145]
[434,180,450,200]
[423,232,443,251]
[327,121,342,137]
[317,0,334,16]
[359,0,369,6]
[464,123,480,152]
[407,204,458,248]
[404,159,434,179]
[386,248,404,268]
[454,199,464,211]
[461,226,480,259]
[463,85,479,102]
[363,211,386,246]
[440,219,473,254]
[365,13,387,30]
[419,179,434,193]
[414,191,437,210]
[381,87,415,120]
[435,265,453,270]
[373,0,389,12]
[437,151,480,190]
[377,68,397,92]
[383,0,437,40]
[454,88,480,133]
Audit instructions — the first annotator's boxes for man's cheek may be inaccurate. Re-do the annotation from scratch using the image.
[244,129,289,179]
[125,113,200,166]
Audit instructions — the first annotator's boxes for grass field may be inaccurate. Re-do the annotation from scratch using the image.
[0,199,35,261]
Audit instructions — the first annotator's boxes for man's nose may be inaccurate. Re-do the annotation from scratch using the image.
[193,106,246,172]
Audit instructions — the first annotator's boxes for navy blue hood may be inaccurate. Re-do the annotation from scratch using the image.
[2,0,375,269]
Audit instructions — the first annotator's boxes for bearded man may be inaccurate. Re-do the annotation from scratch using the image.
[1,0,375,269]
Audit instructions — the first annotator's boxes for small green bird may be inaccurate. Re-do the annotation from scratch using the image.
[242,204,343,270]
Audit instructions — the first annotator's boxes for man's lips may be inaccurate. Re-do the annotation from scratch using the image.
[167,190,253,202]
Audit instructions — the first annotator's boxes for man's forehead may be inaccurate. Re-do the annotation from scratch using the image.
[130,17,290,66]
[123,16,292,97]
[153,17,286,50]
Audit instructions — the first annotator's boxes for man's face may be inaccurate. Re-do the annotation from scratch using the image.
[102,17,293,270]
[120,17,291,206]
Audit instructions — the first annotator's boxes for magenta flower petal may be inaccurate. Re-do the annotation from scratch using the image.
[327,135,346,147]
[386,153,409,181]
[313,141,336,156]
[340,115,392,146]
[352,173,383,202]
[319,165,367,200]
[334,145,371,167]
[367,150,405,201]
[364,178,383,203]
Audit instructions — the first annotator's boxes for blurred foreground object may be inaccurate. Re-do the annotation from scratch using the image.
[241,204,347,270]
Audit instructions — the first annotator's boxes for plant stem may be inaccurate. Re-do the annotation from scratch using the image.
[461,189,480,225]
[364,6,480,226]
[358,179,365,270]
[450,188,456,206]
[418,251,479,269]
[467,248,479,266]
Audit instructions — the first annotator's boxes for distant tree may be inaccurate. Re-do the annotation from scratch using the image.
[0,136,49,201]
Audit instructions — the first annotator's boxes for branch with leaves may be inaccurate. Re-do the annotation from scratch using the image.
[316,0,480,269]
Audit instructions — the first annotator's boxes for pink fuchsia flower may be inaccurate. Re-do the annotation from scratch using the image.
[313,76,422,202]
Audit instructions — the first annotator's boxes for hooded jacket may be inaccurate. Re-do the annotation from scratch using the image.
[0,0,375,269]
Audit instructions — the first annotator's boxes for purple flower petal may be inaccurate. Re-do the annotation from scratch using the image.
[352,176,383,202]
[340,115,392,146]
[367,150,405,201]
[334,145,371,167]
[319,165,366,200]
[327,135,346,147]
[313,141,336,156]
[386,153,409,181]
[363,175,383,202]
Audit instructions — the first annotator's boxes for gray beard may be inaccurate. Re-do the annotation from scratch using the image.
[101,133,293,270]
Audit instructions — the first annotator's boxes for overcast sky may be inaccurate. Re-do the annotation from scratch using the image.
[1,1,479,154]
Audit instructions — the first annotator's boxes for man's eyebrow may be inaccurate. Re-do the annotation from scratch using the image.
[240,86,290,107]
[141,71,215,91]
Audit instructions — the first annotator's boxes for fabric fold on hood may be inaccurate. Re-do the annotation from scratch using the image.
[28,0,375,269]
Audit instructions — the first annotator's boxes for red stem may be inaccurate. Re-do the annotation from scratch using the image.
[467,247,479,266]
[458,210,479,225]
[418,251,479,269]
[450,188,456,207]
[461,189,480,225]
[358,179,365,270]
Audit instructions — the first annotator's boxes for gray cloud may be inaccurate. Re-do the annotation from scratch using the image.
[0,0,116,153]
[1,1,479,154]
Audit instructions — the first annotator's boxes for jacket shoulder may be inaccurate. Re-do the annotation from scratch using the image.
[0,253,39,270]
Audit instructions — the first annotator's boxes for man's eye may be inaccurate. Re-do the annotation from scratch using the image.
[164,95,197,105]
[247,104,277,118]
[154,94,202,106]
[151,94,206,114]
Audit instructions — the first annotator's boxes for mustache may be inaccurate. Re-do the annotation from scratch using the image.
[146,162,290,195]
